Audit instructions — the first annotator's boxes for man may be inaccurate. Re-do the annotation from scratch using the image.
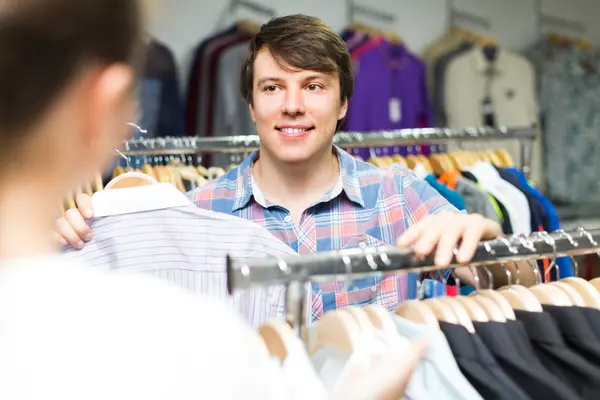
[0,1,344,398]
[57,15,502,321]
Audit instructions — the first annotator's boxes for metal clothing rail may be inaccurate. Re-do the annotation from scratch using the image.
[122,125,539,162]
[226,227,600,294]
[346,0,396,24]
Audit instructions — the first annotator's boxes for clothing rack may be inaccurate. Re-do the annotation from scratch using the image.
[227,228,600,292]
[534,0,587,35]
[346,0,396,24]
[121,126,540,176]
[447,0,492,30]
[228,0,276,18]
[227,227,600,334]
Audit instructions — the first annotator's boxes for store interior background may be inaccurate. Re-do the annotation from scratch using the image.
[147,0,600,84]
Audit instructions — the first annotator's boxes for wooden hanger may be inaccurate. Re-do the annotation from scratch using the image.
[475,34,498,48]
[343,306,377,333]
[405,155,420,170]
[447,151,467,170]
[368,157,389,168]
[141,163,157,180]
[94,172,104,193]
[382,156,395,167]
[528,284,573,306]
[485,150,504,167]
[236,18,262,35]
[471,290,516,320]
[308,310,362,356]
[560,277,600,309]
[428,154,455,175]
[433,297,476,332]
[391,154,406,165]
[495,149,514,167]
[196,165,209,178]
[64,191,77,210]
[547,281,586,306]
[471,295,507,322]
[396,299,439,328]
[590,277,600,292]
[454,296,489,322]
[258,320,296,362]
[422,298,460,324]
[496,262,544,312]
[417,156,434,173]
[104,171,157,190]
[112,165,126,180]
[364,305,398,335]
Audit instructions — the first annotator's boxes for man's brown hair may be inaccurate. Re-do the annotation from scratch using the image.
[240,14,354,107]
[0,0,142,156]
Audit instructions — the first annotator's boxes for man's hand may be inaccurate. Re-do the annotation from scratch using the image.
[397,212,502,267]
[54,193,94,249]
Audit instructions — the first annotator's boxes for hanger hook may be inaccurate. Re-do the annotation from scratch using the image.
[114,148,132,171]
[469,265,481,292]
[363,248,379,271]
[513,233,542,285]
[377,247,392,268]
[500,263,513,287]
[278,258,290,275]
[539,231,559,280]
[127,122,148,135]
[482,265,494,289]
[555,229,579,276]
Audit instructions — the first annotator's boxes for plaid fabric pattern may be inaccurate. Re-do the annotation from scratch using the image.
[188,146,458,322]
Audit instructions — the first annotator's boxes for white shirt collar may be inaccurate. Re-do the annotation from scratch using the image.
[92,183,192,218]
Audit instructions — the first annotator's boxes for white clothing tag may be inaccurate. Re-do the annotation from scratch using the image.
[389,98,402,123]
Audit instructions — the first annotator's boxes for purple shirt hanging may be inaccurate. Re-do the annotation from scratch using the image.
[344,40,434,161]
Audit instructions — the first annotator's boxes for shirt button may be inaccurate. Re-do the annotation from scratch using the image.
[359,242,366,249]
[284,216,292,223]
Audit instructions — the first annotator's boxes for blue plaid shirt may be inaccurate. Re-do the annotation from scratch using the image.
[189,147,459,321]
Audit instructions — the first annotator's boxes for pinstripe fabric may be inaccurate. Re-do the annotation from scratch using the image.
[62,206,297,327]
[188,146,459,322]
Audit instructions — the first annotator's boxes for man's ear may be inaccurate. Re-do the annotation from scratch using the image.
[248,102,256,123]
[338,98,348,120]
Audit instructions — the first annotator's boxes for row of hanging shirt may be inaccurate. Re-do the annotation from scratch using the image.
[59,159,600,399]
[272,262,600,400]
[419,26,543,188]
[364,146,574,284]
[524,33,600,205]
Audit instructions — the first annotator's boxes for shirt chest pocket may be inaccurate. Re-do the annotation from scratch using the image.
[313,233,400,315]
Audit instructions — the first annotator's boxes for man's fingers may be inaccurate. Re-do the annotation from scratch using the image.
[65,208,93,242]
[55,217,85,249]
[434,222,467,266]
[413,224,444,256]
[397,216,432,247]
[75,193,94,219]
[457,216,498,263]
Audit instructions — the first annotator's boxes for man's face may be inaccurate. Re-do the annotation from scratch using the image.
[249,48,348,165]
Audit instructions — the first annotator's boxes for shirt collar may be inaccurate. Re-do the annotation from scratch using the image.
[93,183,192,217]
[471,46,507,73]
[231,146,365,212]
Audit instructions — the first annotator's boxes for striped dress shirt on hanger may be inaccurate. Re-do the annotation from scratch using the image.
[62,183,299,327]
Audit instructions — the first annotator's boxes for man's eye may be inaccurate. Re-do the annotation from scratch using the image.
[307,84,321,91]
[265,85,278,92]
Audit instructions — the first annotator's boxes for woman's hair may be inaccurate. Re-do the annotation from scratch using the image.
[0,0,143,164]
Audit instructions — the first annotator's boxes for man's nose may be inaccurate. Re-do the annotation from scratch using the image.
[281,88,306,115]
